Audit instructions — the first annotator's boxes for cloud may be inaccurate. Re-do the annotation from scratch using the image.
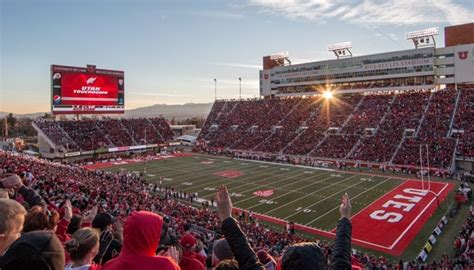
[214,62,261,69]
[247,0,474,26]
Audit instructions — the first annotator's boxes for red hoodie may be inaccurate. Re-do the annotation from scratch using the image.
[102,211,180,270]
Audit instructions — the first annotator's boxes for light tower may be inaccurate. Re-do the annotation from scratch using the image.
[405,27,438,49]
[328,42,353,59]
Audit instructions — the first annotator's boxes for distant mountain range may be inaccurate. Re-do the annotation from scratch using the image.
[0,102,214,120]
[124,103,213,119]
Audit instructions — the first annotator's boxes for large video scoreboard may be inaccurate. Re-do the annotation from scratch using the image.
[51,64,125,114]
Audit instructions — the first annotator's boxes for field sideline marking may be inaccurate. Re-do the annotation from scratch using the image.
[234,158,335,172]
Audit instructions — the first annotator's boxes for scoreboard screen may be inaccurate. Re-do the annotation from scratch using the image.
[51,64,124,114]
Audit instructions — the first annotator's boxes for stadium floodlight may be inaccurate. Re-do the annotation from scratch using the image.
[328,42,352,59]
[405,27,438,49]
[405,27,438,39]
[270,51,289,60]
[269,51,291,66]
[327,42,352,51]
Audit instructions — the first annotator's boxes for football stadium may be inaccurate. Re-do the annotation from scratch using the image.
[1,2,474,268]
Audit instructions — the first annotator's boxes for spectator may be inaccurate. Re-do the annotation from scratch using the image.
[23,206,60,233]
[281,193,352,270]
[102,211,180,270]
[0,173,46,207]
[256,250,277,270]
[215,259,239,270]
[0,199,26,255]
[1,231,65,270]
[281,243,326,269]
[215,185,266,270]
[212,238,234,268]
[92,212,121,265]
[65,227,101,270]
[216,185,353,270]
[179,233,205,270]
[67,215,83,235]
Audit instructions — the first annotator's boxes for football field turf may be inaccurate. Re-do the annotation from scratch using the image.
[98,153,454,257]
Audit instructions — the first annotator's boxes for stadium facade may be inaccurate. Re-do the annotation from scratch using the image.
[199,23,474,173]
[260,24,474,97]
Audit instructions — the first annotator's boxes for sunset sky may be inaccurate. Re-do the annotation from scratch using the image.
[1,0,473,114]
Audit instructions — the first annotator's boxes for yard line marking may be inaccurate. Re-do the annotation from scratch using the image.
[281,175,371,219]
[306,178,390,225]
[176,160,312,193]
[264,174,361,215]
[200,168,331,202]
[174,164,284,191]
[230,167,331,194]
[246,173,342,209]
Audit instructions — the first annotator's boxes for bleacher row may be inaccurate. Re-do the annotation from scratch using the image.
[35,118,175,151]
[198,89,474,171]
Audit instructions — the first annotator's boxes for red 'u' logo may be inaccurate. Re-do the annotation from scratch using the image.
[458,51,468,60]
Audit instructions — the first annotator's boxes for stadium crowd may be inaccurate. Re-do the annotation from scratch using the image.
[453,89,474,158]
[35,117,175,152]
[199,89,473,171]
[0,150,473,269]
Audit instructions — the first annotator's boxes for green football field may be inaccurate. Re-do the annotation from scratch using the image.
[105,154,402,229]
[101,153,458,260]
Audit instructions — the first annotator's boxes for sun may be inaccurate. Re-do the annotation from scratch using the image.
[323,91,333,100]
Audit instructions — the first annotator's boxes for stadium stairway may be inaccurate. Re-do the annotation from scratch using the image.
[448,89,462,137]
[340,95,366,130]
[146,118,166,142]
[389,136,405,165]
[119,119,138,145]
[32,122,62,151]
[280,128,305,154]
[414,91,434,138]
[94,122,115,147]
[345,138,362,159]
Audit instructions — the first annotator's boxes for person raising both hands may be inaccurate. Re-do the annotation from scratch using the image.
[215,185,353,270]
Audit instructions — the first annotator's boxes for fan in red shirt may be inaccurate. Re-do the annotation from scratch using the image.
[179,233,205,270]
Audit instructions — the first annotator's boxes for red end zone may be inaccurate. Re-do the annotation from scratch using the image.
[231,179,452,256]
[348,180,453,256]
